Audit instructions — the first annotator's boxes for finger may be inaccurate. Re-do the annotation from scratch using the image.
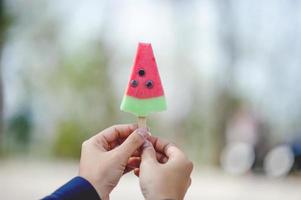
[117,137,127,145]
[101,124,138,142]
[148,136,172,154]
[124,157,141,174]
[132,149,142,157]
[94,124,137,143]
[127,157,141,168]
[164,145,186,160]
[134,168,140,177]
[112,143,142,157]
[123,167,132,174]
[141,140,157,163]
[91,124,137,150]
[156,152,168,163]
[108,141,119,150]
[115,128,148,159]
[148,136,184,161]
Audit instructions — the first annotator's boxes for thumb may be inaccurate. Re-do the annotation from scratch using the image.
[141,140,157,163]
[116,128,148,159]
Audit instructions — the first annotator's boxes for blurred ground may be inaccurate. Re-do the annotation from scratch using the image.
[0,159,300,200]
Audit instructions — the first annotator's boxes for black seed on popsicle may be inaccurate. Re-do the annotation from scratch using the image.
[145,80,153,89]
[130,80,138,87]
[138,69,145,76]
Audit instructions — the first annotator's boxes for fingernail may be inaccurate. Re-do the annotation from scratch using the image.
[143,140,152,149]
[137,128,148,139]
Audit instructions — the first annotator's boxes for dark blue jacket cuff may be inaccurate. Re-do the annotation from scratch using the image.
[43,176,100,200]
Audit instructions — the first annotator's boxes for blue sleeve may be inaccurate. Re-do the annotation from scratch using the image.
[42,176,101,200]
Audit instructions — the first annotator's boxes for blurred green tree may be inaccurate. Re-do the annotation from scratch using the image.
[7,108,32,153]
[51,42,119,158]
[0,0,11,153]
[53,120,87,159]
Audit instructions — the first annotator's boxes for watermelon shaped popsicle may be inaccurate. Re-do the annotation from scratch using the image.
[120,43,166,126]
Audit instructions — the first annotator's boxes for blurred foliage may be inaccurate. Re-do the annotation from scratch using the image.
[51,42,118,128]
[53,120,87,159]
[9,113,31,146]
[0,0,13,153]
[0,0,12,43]
[6,108,32,153]
[51,42,119,158]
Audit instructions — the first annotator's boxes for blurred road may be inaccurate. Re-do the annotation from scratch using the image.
[0,159,300,200]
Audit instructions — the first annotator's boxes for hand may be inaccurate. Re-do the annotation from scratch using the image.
[79,124,148,200]
[139,137,193,200]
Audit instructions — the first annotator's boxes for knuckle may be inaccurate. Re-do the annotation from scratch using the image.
[178,159,193,172]
[110,125,118,132]
[111,124,119,129]
[186,160,194,172]
[81,140,89,148]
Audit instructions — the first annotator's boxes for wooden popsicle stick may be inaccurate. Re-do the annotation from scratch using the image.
[138,116,147,128]
[138,116,151,135]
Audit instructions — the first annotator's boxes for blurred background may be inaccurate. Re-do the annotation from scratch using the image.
[0,0,301,199]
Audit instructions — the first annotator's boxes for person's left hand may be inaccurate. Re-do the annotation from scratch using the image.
[79,124,148,200]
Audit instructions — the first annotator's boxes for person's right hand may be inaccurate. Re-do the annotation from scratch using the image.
[139,136,193,200]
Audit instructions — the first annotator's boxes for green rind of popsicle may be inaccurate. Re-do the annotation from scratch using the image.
[120,96,167,117]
